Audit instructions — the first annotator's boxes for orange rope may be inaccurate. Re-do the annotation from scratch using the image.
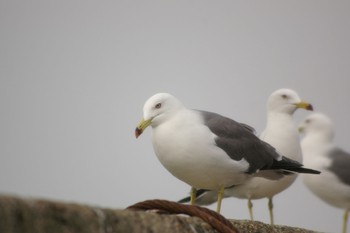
[127,199,239,233]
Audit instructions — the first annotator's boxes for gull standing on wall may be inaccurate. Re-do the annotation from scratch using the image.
[135,92,319,213]
[299,112,350,233]
[179,89,313,225]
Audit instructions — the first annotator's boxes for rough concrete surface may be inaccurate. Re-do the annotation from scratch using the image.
[0,195,321,233]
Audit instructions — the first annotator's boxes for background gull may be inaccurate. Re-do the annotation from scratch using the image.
[299,113,350,233]
[135,92,319,213]
[179,88,313,224]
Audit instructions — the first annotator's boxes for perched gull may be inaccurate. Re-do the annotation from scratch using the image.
[178,89,314,224]
[299,112,350,233]
[135,93,320,213]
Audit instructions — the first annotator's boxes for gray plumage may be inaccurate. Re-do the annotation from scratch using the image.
[328,148,350,186]
[198,110,319,175]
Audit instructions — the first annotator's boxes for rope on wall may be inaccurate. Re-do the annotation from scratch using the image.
[127,199,239,233]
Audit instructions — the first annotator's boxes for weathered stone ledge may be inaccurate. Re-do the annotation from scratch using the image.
[0,195,320,233]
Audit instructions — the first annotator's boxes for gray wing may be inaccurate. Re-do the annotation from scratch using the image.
[198,110,279,173]
[327,147,350,186]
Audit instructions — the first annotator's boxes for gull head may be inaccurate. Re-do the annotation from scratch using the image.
[267,88,313,114]
[135,93,184,138]
[298,112,334,140]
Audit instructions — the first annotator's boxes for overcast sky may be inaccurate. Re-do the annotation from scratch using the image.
[1,1,350,232]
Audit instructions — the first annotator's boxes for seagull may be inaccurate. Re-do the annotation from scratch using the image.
[178,89,314,224]
[135,92,320,213]
[299,112,350,233]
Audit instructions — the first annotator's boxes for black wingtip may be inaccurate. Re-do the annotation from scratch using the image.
[177,189,209,203]
[178,196,191,203]
[293,167,321,174]
[270,156,321,175]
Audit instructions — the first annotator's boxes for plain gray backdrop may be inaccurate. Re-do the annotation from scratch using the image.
[1,1,349,232]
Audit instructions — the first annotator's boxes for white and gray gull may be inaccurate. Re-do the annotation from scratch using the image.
[178,88,314,224]
[135,93,320,213]
[299,112,350,233]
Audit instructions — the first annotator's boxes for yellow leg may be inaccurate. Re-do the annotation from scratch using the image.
[268,197,274,226]
[248,198,254,220]
[216,186,225,213]
[190,187,197,205]
[342,209,348,233]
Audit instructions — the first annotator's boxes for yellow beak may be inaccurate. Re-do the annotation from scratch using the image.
[135,118,152,138]
[294,101,313,111]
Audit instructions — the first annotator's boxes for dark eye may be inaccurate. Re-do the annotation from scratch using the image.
[281,94,288,99]
[155,103,162,109]
[305,119,311,124]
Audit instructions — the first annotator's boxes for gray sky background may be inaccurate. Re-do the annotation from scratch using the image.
[1,1,349,232]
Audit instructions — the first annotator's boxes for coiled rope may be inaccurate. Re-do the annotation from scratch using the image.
[127,199,239,233]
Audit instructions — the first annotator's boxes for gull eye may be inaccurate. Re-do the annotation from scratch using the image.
[281,94,288,99]
[305,119,311,124]
[155,103,162,109]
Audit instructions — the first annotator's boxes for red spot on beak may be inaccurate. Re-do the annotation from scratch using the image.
[135,127,142,138]
[307,104,314,111]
